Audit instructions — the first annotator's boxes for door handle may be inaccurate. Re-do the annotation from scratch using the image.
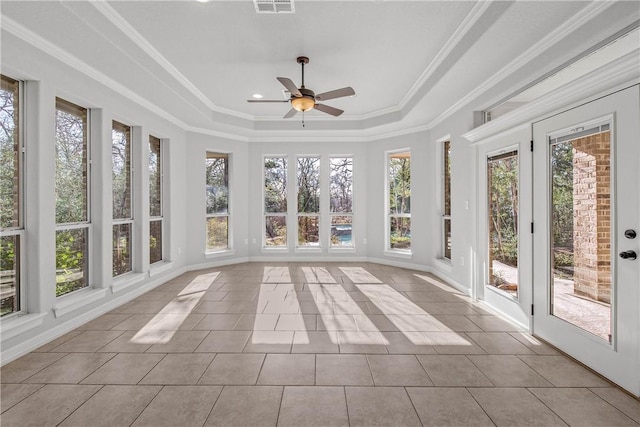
[619,250,637,260]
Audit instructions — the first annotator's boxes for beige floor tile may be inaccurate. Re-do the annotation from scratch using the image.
[0,384,45,413]
[518,355,611,387]
[133,385,223,426]
[353,315,399,331]
[199,353,265,385]
[48,330,124,352]
[134,313,206,331]
[469,388,567,426]
[345,386,421,427]
[193,313,242,330]
[96,330,153,353]
[263,300,301,314]
[316,354,373,386]
[195,330,251,352]
[299,302,334,315]
[0,353,67,383]
[407,387,495,426]
[205,386,283,427]
[468,355,552,387]
[424,331,487,354]
[278,386,349,427]
[0,384,101,427]
[257,354,315,385]
[59,385,161,427]
[146,330,209,353]
[24,353,116,384]
[388,314,447,331]
[382,331,436,354]
[139,353,215,385]
[415,302,480,315]
[590,387,640,423]
[80,353,165,384]
[222,291,258,301]
[199,291,228,301]
[317,315,357,331]
[77,314,132,330]
[292,331,339,353]
[337,331,388,354]
[244,331,293,353]
[33,330,84,352]
[508,332,560,355]
[193,301,234,314]
[432,315,484,331]
[233,314,279,330]
[417,355,492,386]
[466,332,535,354]
[466,315,522,332]
[276,314,317,331]
[367,355,432,386]
[110,314,156,330]
[531,388,637,426]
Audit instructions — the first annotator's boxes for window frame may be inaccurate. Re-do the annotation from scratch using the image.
[111,120,133,278]
[0,74,25,318]
[149,135,163,265]
[328,155,354,251]
[442,140,452,261]
[386,149,412,254]
[205,151,231,253]
[55,97,92,297]
[296,155,321,250]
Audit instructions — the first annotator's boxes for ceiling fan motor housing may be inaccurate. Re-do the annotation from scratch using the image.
[291,87,316,112]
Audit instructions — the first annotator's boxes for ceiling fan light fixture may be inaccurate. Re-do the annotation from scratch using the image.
[291,96,315,112]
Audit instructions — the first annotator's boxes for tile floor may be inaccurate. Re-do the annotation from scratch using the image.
[2,262,639,426]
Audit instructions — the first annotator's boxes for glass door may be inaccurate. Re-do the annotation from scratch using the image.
[532,86,640,396]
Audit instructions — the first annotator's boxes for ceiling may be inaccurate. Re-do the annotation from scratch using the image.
[1,1,638,136]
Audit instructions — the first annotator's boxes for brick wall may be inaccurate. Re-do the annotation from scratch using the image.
[572,131,611,303]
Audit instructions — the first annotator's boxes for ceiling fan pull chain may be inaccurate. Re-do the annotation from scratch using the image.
[302,110,305,127]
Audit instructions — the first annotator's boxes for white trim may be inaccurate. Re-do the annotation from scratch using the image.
[427,266,470,296]
[1,267,186,365]
[475,300,529,331]
[433,258,453,273]
[327,247,356,254]
[111,272,147,293]
[53,288,108,318]
[261,247,289,254]
[187,257,251,272]
[466,122,529,146]
[294,246,323,254]
[149,260,174,278]
[383,249,412,260]
[204,249,236,259]
[463,52,640,142]
[0,312,47,341]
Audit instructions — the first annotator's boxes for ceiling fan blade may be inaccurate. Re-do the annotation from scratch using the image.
[247,99,290,103]
[314,103,344,117]
[277,77,302,97]
[315,87,355,101]
[283,108,298,119]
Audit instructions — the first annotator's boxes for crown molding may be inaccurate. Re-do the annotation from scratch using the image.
[462,52,639,143]
[1,16,192,132]
[425,1,616,131]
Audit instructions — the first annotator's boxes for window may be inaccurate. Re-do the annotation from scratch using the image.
[329,156,353,247]
[297,156,320,247]
[442,140,451,260]
[0,75,23,316]
[487,150,519,297]
[55,98,90,296]
[112,121,132,277]
[149,136,163,264]
[264,157,287,247]
[388,151,411,250]
[205,152,229,251]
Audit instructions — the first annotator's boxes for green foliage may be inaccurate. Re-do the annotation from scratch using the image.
[488,155,518,267]
[206,156,229,214]
[265,158,287,213]
[389,156,410,214]
[551,142,574,248]
[55,230,86,297]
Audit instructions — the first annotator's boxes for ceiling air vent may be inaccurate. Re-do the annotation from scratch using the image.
[253,0,295,14]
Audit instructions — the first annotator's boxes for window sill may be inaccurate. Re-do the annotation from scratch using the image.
[111,272,147,293]
[0,312,47,341]
[205,249,235,259]
[433,258,453,273]
[295,246,323,254]
[149,261,175,278]
[261,247,289,254]
[384,249,412,259]
[54,288,108,318]
[328,247,356,254]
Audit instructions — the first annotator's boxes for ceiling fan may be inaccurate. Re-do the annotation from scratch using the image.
[247,56,355,121]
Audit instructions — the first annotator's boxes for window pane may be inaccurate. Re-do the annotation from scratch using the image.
[265,216,287,246]
[206,153,229,215]
[298,216,319,246]
[112,122,131,220]
[150,219,163,264]
[207,217,228,251]
[297,157,320,213]
[265,157,287,213]
[0,234,20,316]
[331,216,352,247]
[389,152,411,215]
[55,99,88,224]
[487,151,518,297]
[56,228,88,296]
[330,157,353,213]
[390,217,411,249]
[444,141,451,216]
[149,136,162,218]
[0,76,19,229]
[113,223,132,277]
[443,218,451,260]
